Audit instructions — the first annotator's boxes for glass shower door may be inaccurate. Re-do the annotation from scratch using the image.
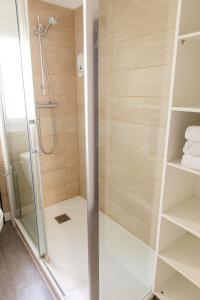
[0,0,44,253]
[98,0,177,299]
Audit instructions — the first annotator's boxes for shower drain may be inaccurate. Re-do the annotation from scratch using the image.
[55,213,71,224]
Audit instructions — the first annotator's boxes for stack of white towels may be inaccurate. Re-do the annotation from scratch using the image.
[182,126,200,171]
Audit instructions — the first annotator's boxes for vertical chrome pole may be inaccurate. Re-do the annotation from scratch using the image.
[36,16,46,96]
[83,0,99,299]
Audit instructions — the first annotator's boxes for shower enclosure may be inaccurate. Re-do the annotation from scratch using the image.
[0,0,178,299]
[0,0,46,256]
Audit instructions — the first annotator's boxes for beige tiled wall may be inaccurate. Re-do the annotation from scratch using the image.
[29,0,80,207]
[99,0,178,248]
[74,6,86,198]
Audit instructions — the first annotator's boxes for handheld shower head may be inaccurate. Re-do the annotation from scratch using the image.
[48,16,58,25]
[44,16,58,35]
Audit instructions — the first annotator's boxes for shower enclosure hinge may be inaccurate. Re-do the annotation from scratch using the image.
[31,149,38,154]
[41,254,51,263]
[29,119,35,124]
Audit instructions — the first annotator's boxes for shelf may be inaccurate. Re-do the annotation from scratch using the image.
[155,2,200,298]
[155,272,200,300]
[159,233,200,288]
[162,197,200,238]
[167,159,200,176]
[172,106,200,113]
[179,31,200,42]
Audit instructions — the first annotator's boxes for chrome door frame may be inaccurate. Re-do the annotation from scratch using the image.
[84,1,99,299]
[15,0,47,258]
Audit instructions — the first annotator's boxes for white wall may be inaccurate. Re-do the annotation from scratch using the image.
[0,0,27,133]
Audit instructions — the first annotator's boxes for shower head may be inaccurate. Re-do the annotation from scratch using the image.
[43,16,59,35]
[48,16,58,25]
[34,16,59,36]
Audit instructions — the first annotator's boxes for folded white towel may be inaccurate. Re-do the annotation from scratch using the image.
[185,126,200,142]
[181,154,200,171]
[183,141,200,157]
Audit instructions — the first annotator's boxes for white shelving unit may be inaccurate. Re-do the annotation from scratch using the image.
[167,160,200,176]
[172,106,200,113]
[154,0,200,298]
[159,233,200,288]
[155,271,200,300]
[162,197,200,238]
[178,31,200,41]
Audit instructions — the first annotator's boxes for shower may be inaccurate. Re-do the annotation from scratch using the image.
[34,16,59,155]
[43,16,58,35]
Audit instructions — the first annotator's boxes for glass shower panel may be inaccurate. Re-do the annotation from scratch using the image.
[98,0,177,299]
[0,0,40,249]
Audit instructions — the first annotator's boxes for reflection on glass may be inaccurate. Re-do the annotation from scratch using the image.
[0,0,39,248]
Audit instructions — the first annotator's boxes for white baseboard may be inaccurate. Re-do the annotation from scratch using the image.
[4,211,11,222]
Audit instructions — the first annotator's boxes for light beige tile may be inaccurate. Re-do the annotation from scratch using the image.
[110,185,152,224]
[98,0,176,245]
[38,115,63,136]
[30,31,75,51]
[110,147,163,181]
[99,13,113,47]
[33,70,76,97]
[65,164,79,184]
[66,181,80,199]
[65,146,79,166]
[113,29,175,70]
[80,182,86,199]
[56,5,75,32]
[112,97,168,128]
[99,71,113,96]
[112,0,178,43]
[106,200,153,246]
[113,65,172,98]
[42,168,66,190]
[98,44,113,74]
[75,31,83,54]
[39,133,65,156]
[111,120,166,156]
[74,6,83,33]
[43,185,67,207]
[40,151,66,173]
[62,115,78,133]
[31,47,75,76]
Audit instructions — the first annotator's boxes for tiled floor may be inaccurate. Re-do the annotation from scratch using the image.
[0,222,54,300]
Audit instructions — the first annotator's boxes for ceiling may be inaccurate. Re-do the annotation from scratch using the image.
[41,0,83,9]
